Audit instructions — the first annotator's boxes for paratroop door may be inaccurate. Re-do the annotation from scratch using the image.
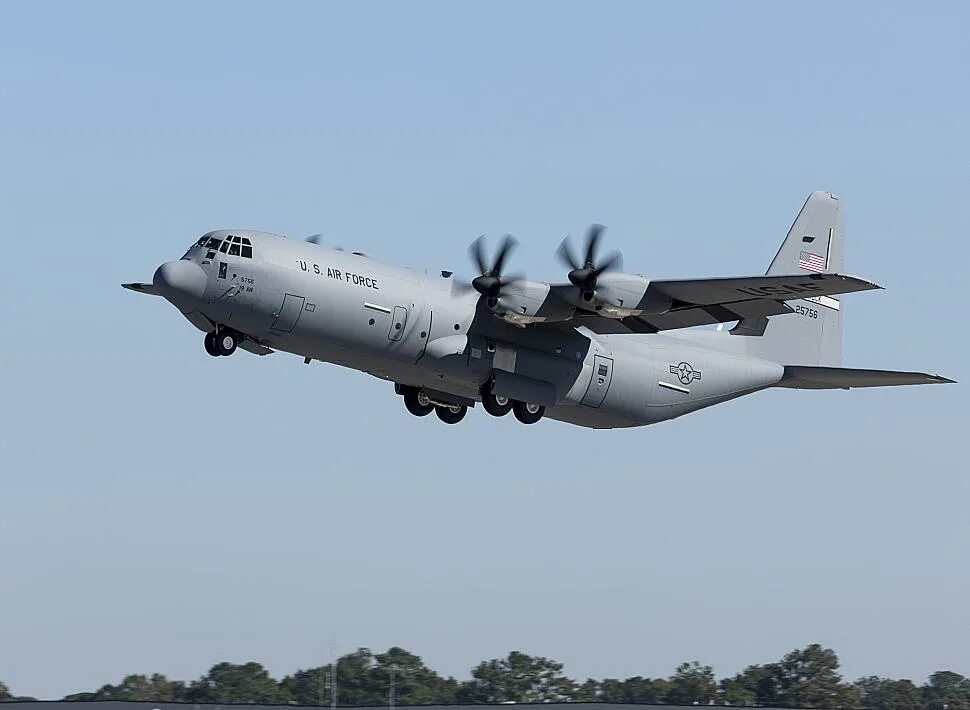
[271,293,305,332]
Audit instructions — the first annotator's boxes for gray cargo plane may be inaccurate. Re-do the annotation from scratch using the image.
[125,191,952,428]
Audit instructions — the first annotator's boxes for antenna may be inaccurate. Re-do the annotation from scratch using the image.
[331,640,338,710]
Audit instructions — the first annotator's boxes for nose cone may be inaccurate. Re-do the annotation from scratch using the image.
[153,260,207,307]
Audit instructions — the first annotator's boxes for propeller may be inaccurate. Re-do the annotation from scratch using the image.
[306,234,344,251]
[556,224,623,300]
[469,234,519,303]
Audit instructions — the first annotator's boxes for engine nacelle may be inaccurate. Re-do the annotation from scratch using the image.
[493,280,574,326]
[575,272,672,318]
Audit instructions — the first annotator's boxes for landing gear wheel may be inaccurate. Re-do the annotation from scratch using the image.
[403,388,434,417]
[215,330,237,356]
[512,400,545,425]
[481,388,513,417]
[204,332,220,357]
[435,404,467,424]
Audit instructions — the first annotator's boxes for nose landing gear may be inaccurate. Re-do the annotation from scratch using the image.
[205,329,238,357]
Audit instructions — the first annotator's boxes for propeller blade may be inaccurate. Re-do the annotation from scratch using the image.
[584,224,605,267]
[593,250,623,275]
[469,236,488,276]
[491,234,517,276]
[556,237,581,271]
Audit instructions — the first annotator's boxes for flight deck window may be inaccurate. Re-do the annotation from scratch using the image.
[195,236,208,246]
[241,245,253,258]
[229,242,240,256]
[219,241,230,253]
[206,238,222,250]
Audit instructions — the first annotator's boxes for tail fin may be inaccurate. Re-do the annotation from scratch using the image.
[733,191,844,366]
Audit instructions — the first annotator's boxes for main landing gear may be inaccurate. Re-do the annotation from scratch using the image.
[397,384,544,425]
[512,400,545,425]
[205,329,238,357]
[482,384,544,424]
[434,403,467,424]
[480,388,513,417]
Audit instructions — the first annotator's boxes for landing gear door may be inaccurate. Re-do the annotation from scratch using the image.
[271,293,305,332]
[581,355,613,408]
[388,306,407,341]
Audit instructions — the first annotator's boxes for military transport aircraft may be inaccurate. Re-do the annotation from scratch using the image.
[124,191,952,428]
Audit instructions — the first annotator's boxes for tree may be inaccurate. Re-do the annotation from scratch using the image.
[923,671,970,710]
[666,661,717,705]
[326,648,385,706]
[188,662,283,703]
[720,663,783,706]
[460,651,576,703]
[855,677,923,710]
[598,676,670,703]
[279,666,330,706]
[775,645,857,708]
[374,646,457,705]
[0,681,12,701]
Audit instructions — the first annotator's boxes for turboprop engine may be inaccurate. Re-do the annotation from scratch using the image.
[556,224,672,318]
[468,235,573,325]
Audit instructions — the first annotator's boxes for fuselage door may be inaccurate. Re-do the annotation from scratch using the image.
[581,355,614,407]
[271,293,306,332]
[388,306,408,341]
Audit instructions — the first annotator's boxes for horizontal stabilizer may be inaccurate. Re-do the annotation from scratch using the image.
[122,282,160,296]
[777,366,954,390]
[648,272,879,306]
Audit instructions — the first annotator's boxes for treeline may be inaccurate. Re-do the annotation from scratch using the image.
[2,645,969,710]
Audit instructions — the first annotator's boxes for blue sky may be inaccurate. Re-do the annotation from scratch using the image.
[1,1,967,700]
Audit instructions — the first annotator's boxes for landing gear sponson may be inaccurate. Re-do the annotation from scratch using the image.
[395,384,543,425]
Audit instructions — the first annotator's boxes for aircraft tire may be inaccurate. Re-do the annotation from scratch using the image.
[512,400,545,425]
[215,331,237,356]
[403,388,434,417]
[204,332,220,357]
[435,404,467,424]
[480,389,513,417]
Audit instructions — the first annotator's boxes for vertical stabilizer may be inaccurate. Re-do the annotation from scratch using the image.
[733,191,844,366]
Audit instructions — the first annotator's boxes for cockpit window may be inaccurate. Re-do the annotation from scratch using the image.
[195,236,209,247]
[219,234,255,259]
[206,237,222,250]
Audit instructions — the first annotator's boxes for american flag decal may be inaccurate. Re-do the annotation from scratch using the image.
[798,250,826,272]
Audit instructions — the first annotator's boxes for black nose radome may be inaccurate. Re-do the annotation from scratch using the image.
[153,260,206,306]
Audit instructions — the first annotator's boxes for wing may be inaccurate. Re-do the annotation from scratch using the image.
[558,272,877,334]
[645,272,879,306]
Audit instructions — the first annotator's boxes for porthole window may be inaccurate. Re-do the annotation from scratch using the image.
[369,318,375,325]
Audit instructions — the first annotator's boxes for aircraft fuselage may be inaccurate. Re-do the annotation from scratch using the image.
[155,230,785,429]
